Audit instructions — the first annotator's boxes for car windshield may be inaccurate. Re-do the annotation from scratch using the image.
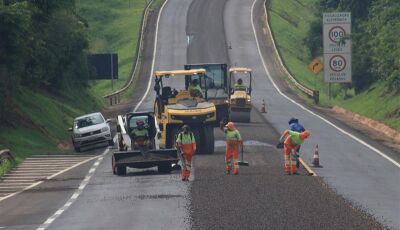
[75,114,104,129]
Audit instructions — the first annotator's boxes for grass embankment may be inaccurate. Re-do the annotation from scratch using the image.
[0,87,101,163]
[0,1,153,176]
[79,0,148,98]
[268,0,400,131]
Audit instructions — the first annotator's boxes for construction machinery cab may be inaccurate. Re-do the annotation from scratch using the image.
[112,111,178,176]
[125,112,156,139]
[153,69,216,154]
[228,67,253,123]
[184,63,229,125]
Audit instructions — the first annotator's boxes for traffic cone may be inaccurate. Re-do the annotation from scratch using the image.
[261,99,267,113]
[312,145,322,167]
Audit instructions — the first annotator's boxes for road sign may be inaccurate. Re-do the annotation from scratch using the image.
[323,23,351,53]
[323,53,351,82]
[323,12,351,83]
[307,58,323,75]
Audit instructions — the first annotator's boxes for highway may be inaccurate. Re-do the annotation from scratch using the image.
[0,0,397,229]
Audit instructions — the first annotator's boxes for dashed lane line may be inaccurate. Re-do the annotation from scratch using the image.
[37,0,168,228]
[36,148,110,230]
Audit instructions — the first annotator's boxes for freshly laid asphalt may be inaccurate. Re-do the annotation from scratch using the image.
[0,0,396,229]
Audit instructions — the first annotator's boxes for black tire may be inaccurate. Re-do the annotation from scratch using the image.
[74,147,81,152]
[108,139,114,146]
[201,126,214,154]
[112,156,116,175]
[158,163,172,174]
[116,166,126,176]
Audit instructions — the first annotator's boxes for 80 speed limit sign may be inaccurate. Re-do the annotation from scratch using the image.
[324,53,351,82]
[329,55,346,72]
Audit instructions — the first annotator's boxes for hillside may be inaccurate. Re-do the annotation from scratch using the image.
[0,0,149,176]
[268,0,400,131]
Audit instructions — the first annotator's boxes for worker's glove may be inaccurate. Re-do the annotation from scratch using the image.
[276,142,284,149]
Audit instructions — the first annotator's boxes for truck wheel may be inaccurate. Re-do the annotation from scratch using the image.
[108,139,114,146]
[202,126,214,154]
[158,163,172,174]
[116,166,126,176]
[74,147,81,152]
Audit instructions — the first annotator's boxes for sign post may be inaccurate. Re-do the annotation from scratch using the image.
[323,12,352,92]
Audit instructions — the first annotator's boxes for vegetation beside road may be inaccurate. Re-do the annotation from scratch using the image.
[268,0,400,130]
[79,0,149,98]
[0,0,150,162]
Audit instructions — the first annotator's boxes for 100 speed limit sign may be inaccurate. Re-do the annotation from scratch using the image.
[324,53,351,82]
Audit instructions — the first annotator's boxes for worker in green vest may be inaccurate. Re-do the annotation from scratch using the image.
[234,78,247,91]
[188,79,202,97]
[176,125,197,181]
[130,120,150,149]
[223,122,242,175]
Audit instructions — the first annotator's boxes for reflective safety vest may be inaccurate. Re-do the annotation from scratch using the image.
[284,130,303,146]
[188,84,202,95]
[234,83,246,91]
[131,128,148,139]
[225,129,242,143]
[176,132,196,154]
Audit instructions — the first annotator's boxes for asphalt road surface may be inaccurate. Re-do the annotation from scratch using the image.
[0,0,397,229]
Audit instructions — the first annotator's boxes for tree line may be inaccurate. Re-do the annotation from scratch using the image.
[0,0,90,123]
[305,0,400,94]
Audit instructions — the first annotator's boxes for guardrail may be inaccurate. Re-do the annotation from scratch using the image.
[263,1,319,104]
[103,0,155,105]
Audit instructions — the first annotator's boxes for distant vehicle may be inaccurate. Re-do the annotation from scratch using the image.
[69,112,113,152]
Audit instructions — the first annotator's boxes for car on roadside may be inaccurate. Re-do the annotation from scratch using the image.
[69,112,113,152]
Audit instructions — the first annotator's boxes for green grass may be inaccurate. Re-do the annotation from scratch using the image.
[79,0,148,98]
[269,0,400,131]
[0,159,15,177]
[0,86,102,162]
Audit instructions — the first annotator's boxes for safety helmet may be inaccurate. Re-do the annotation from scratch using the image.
[237,78,243,84]
[300,130,310,140]
[225,122,236,131]
[136,120,145,128]
[288,117,298,125]
[182,124,190,133]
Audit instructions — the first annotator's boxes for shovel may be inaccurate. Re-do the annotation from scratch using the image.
[172,147,184,170]
[238,144,249,166]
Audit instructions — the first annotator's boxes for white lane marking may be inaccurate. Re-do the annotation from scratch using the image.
[251,0,400,168]
[133,0,168,112]
[0,155,98,203]
[36,2,170,228]
[36,148,109,230]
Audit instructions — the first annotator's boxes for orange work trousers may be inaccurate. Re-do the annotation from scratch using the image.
[181,152,193,180]
[225,140,240,174]
[283,143,298,174]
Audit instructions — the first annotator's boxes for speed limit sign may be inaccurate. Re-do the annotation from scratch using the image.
[329,55,346,72]
[323,12,351,83]
[324,53,351,82]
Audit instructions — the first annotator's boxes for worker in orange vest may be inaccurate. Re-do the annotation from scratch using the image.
[279,129,310,175]
[176,125,196,181]
[223,122,242,175]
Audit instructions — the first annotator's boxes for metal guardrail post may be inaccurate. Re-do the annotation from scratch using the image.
[313,90,319,104]
[110,97,113,106]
